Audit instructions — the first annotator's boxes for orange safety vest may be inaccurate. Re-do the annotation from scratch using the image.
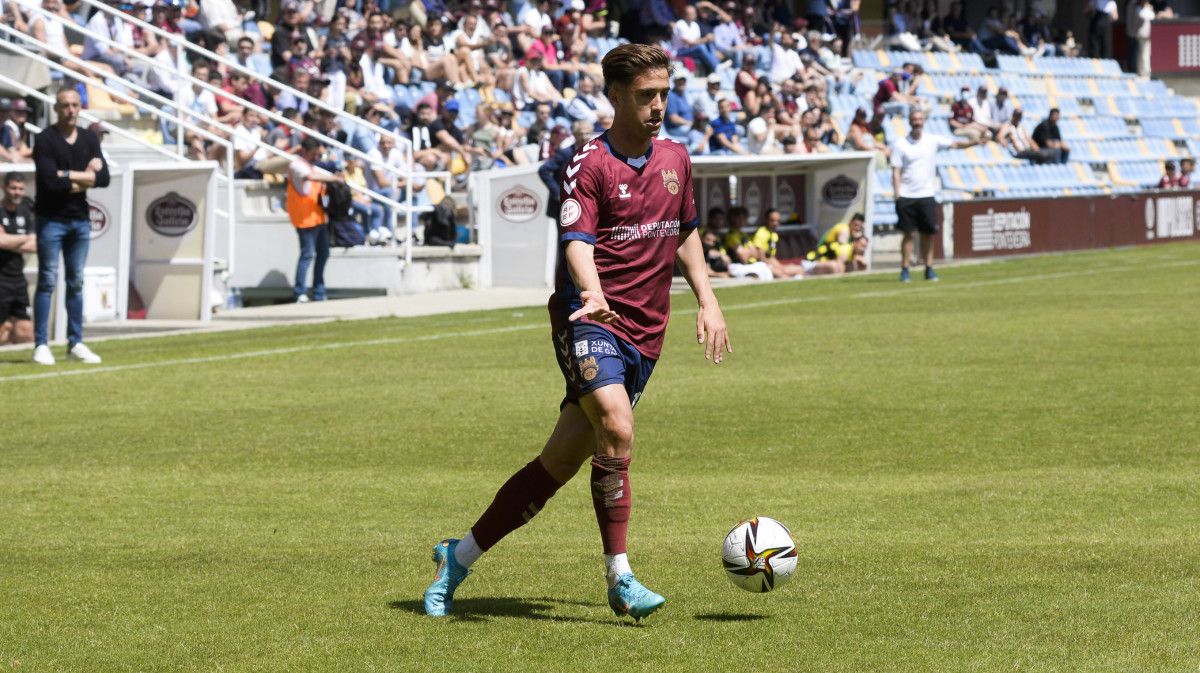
[286,164,326,230]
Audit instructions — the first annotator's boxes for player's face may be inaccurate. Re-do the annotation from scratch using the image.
[610,68,669,139]
[767,211,780,228]
[4,180,24,203]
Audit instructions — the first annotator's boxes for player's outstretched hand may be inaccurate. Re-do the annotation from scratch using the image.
[697,304,731,364]
[569,290,620,324]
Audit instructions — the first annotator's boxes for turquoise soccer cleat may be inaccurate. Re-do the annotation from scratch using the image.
[607,573,666,622]
[423,538,470,617]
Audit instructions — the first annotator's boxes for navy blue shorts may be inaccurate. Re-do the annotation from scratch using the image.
[552,322,656,408]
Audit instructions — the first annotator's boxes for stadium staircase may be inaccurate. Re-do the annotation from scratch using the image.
[842,50,1200,229]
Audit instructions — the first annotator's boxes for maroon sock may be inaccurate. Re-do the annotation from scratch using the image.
[470,458,563,551]
[590,455,632,555]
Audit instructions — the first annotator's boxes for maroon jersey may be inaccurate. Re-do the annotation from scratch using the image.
[548,133,700,359]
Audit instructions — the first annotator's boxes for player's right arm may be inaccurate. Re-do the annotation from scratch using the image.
[558,139,617,324]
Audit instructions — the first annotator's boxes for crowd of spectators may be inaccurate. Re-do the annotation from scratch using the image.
[0,0,1191,245]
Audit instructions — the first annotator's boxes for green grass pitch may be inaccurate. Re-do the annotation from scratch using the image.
[1,243,1198,672]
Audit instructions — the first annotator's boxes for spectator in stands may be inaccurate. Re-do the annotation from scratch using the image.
[514,51,564,112]
[768,30,804,84]
[950,87,991,143]
[525,101,553,146]
[565,74,612,129]
[890,109,976,282]
[1,99,31,162]
[969,85,1001,135]
[1126,0,1155,78]
[673,4,719,75]
[0,171,34,344]
[272,1,313,70]
[412,101,482,171]
[997,108,1057,164]
[232,109,268,179]
[917,0,957,53]
[344,155,383,241]
[802,125,830,154]
[707,1,745,65]
[82,3,136,76]
[234,36,273,78]
[362,132,406,245]
[884,2,922,52]
[1180,158,1195,188]
[745,117,780,155]
[872,68,915,128]
[1087,0,1118,59]
[705,97,745,155]
[1031,108,1069,163]
[694,73,722,121]
[288,137,343,302]
[1021,10,1057,56]
[197,0,242,45]
[942,1,987,55]
[748,208,806,279]
[515,0,553,55]
[1158,160,1179,189]
[988,87,1014,127]
[526,24,571,90]
[665,69,694,141]
[472,103,529,169]
[723,205,752,261]
[845,107,888,158]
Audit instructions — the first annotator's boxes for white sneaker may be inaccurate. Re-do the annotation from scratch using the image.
[68,343,102,364]
[378,228,393,244]
[296,294,310,304]
[32,344,55,365]
[367,229,381,245]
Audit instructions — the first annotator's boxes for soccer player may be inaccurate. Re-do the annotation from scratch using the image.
[424,44,731,622]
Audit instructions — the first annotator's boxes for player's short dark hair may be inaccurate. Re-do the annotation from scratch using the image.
[763,208,779,221]
[708,206,724,217]
[851,212,865,222]
[1165,160,1176,170]
[237,36,254,47]
[300,137,322,153]
[4,171,24,186]
[1049,107,1060,115]
[601,43,670,90]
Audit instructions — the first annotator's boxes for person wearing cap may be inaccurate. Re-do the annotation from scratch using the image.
[664,69,694,141]
[672,5,719,75]
[513,50,563,112]
[515,0,553,54]
[271,1,311,69]
[950,86,990,143]
[524,23,571,90]
[692,73,721,121]
[30,88,108,365]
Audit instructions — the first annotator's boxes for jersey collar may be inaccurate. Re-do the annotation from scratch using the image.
[599,131,653,171]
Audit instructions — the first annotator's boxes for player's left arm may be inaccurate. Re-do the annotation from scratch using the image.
[674,155,730,364]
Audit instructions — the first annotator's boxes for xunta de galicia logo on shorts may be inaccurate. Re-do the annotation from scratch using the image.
[560,198,582,227]
[661,169,680,195]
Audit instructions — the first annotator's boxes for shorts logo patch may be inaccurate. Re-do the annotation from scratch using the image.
[560,198,582,227]
[578,355,598,382]
[574,340,588,357]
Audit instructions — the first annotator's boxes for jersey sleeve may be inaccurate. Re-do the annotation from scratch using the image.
[678,151,699,229]
[558,153,601,245]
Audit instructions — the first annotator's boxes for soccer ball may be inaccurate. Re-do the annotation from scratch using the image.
[721,517,798,593]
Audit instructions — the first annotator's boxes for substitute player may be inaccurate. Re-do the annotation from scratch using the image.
[424,44,731,622]
[890,109,976,282]
[0,172,35,344]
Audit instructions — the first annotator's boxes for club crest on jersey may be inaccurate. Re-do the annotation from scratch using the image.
[578,355,598,382]
[618,184,631,199]
[661,169,680,195]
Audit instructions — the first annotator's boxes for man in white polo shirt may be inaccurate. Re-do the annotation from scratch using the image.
[890,109,976,282]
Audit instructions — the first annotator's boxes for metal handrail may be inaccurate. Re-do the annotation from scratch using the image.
[0,72,190,165]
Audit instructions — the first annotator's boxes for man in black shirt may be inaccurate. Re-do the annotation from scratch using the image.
[0,172,35,344]
[1031,108,1070,164]
[31,88,109,366]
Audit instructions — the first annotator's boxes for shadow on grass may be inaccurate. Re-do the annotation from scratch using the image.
[389,596,632,626]
[694,612,768,622]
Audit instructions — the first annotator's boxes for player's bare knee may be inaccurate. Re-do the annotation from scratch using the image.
[10,321,31,344]
[596,416,634,456]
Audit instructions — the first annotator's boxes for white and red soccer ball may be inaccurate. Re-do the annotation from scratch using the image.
[721,516,799,593]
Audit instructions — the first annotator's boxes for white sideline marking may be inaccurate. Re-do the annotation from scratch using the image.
[2,260,1195,383]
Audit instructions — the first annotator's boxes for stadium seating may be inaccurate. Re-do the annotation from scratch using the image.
[850,50,1198,226]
